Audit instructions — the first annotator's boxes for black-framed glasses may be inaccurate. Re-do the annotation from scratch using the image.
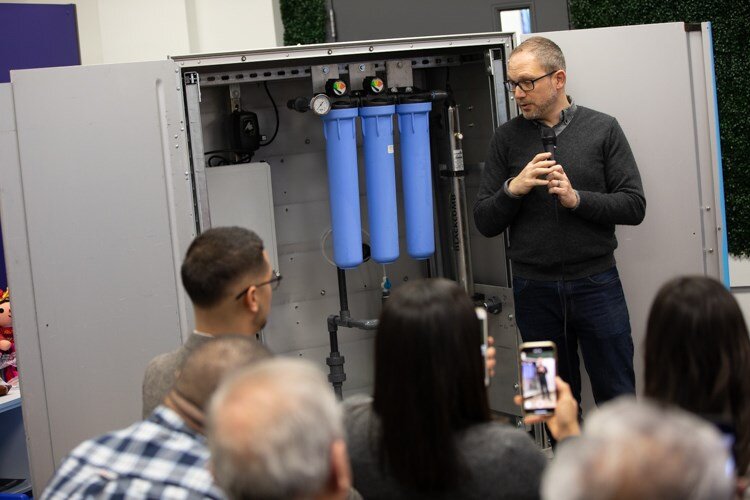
[234,270,283,300]
[504,70,557,92]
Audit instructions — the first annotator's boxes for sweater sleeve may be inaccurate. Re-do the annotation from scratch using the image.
[572,118,646,226]
[473,128,524,237]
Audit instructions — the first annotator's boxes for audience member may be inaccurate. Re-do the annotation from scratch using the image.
[208,358,351,500]
[43,336,270,499]
[644,275,750,475]
[542,397,734,500]
[344,278,545,499]
[142,226,280,417]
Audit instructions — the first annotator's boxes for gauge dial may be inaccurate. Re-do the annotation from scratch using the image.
[310,94,332,115]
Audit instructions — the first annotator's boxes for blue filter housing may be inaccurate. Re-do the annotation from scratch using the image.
[321,106,363,268]
[396,101,435,260]
[360,103,399,263]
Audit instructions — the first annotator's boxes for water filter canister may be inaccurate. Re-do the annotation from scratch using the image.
[321,105,364,268]
[396,101,435,260]
[360,103,399,263]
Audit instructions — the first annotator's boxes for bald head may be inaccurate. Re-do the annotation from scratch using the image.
[172,335,271,411]
[208,358,349,500]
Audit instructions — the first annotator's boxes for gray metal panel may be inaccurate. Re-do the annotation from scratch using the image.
[0,83,53,488]
[474,283,521,417]
[690,23,729,284]
[527,23,715,404]
[9,60,195,486]
[205,162,279,270]
[332,0,569,41]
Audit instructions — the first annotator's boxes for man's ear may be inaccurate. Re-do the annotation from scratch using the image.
[325,438,352,499]
[554,69,567,90]
[242,285,260,313]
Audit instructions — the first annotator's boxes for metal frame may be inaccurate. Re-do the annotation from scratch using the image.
[183,72,212,232]
[172,32,516,69]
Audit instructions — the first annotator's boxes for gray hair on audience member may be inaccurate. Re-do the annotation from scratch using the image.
[542,397,733,500]
[207,358,343,500]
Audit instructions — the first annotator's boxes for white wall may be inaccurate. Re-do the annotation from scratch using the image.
[0,0,283,65]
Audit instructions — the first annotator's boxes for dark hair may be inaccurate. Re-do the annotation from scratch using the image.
[644,276,750,473]
[372,278,491,491]
[181,227,266,308]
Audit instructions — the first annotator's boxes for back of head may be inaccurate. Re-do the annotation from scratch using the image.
[511,36,566,72]
[181,226,266,308]
[208,358,345,500]
[644,275,750,472]
[542,397,734,500]
[372,278,489,491]
[172,335,271,412]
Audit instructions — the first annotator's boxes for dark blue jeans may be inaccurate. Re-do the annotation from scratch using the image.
[513,267,635,406]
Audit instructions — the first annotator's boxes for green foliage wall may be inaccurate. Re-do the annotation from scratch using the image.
[569,1,750,256]
[280,0,326,46]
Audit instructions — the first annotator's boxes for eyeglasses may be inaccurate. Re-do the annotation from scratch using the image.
[504,70,557,92]
[234,270,283,300]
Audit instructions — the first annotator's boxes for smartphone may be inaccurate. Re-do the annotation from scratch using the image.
[519,341,557,415]
[475,307,490,387]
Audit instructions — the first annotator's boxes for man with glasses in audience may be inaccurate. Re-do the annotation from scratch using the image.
[473,37,646,407]
[142,226,282,417]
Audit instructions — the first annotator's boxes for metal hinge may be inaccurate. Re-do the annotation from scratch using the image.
[184,72,200,85]
[184,72,201,102]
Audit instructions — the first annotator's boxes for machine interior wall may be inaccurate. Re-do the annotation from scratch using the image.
[195,50,514,398]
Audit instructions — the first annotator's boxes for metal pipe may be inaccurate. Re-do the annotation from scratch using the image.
[446,105,474,296]
[337,267,349,317]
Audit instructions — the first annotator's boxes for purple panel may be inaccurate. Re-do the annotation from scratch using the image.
[0,219,6,291]
[0,3,81,83]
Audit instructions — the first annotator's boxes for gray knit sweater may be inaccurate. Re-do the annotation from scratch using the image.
[473,106,645,280]
[343,395,546,500]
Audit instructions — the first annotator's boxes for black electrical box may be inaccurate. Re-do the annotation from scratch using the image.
[230,110,261,157]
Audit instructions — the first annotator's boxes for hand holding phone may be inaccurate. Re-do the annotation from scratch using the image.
[519,341,557,415]
[519,376,581,441]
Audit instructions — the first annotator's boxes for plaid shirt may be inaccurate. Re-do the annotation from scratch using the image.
[42,405,225,499]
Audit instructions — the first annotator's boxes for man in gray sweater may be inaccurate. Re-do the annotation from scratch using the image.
[473,36,645,406]
[141,226,280,417]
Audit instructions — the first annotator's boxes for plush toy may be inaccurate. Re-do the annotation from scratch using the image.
[0,289,17,384]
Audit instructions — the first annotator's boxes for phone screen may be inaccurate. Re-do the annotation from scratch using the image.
[475,307,490,387]
[519,342,557,414]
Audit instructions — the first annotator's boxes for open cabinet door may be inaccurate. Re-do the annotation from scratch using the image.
[0,60,196,491]
[524,22,725,406]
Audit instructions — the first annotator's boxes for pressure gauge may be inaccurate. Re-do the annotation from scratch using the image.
[310,94,332,115]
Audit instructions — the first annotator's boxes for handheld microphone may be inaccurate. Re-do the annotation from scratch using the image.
[541,127,558,200]
[541,127,557,161]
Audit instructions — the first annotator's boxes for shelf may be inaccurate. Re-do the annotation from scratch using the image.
[0,388,21,414]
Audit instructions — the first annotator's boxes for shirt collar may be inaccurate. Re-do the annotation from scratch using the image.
[559,96,576,126]
[150,405,206,442]
[534,95,576,132]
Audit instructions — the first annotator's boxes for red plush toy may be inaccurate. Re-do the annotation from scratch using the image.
[0,289,18,384]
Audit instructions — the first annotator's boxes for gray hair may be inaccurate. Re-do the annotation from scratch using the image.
[542,397,734,500]
[511,36,566,72]
[207,358,343,500]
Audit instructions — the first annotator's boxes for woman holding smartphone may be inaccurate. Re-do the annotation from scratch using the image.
[343,278,545,500]
[644,276,750,476]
